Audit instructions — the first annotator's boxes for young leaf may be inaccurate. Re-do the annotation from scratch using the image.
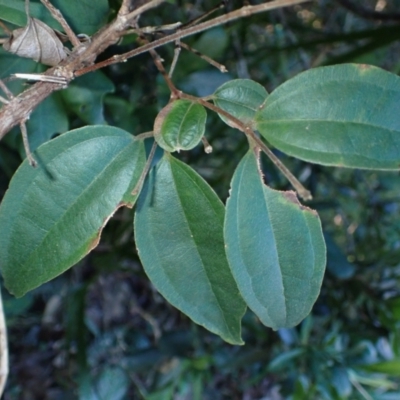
[213,79,268,128]
[0,126,146,297]
[134,154,246,345]
[224,150,326,329]
[255,64,400,170]
[153,100,207,153]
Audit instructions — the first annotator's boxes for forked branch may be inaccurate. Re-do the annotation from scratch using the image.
[0,0,310,140]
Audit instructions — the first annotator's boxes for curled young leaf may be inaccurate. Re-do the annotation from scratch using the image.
[154,100,207,152]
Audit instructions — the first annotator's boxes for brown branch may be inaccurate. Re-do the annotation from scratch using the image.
[179,92,312,201]
[0,0,310,140]
[40,0,81,47]
[75,0,311,76]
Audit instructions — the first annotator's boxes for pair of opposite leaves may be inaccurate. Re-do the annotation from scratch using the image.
[2,2,67,66]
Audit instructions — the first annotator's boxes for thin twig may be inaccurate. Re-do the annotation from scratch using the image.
[20,121,37,167]
[40,0,81,47]
[120,0,166,21]
[201,136,213,153]
[180,42,228,72]
[0,0,310,139]
[179,92,312,200]
[75,0,310,76]
[0,289,8,397]
[0,80,13,99]
[134,21,179,96]
[131,140,158,196]
[135,131,155,140]
[169,41,181,77]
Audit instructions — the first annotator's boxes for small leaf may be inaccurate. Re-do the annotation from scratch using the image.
[224,150,326,329]
[255,64,400,170]
[213,79,268,128]
[0,126,146,297]
[134,154,246,345]
[154,100,207,152]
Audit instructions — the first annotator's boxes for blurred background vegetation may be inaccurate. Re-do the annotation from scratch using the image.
[1,0,400,398]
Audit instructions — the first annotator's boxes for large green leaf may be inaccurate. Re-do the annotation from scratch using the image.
[134,154,246,345]
[224,150,326,329]
[213,79,268,128]
[255,64,400,170]
[0,126,146,297]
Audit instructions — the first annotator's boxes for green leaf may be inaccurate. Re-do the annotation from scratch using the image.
[24,93,69,153]
[51,0,109,35]
[0,126,146,297]
[0,47,39,94]
[154,100,207,152]
[134,154,246,345]
[0,0,108,34]
[213,79,268,128]
[61,71,114,124]
[0,0,60,29]
[224,150,326,329]
[360,360,400,376]
[255,64,400,170]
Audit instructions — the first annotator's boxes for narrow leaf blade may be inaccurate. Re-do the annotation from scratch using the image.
[134,154,246,344]
[224,150,326,329]
[0,126,146,297]
[255,64,400,170]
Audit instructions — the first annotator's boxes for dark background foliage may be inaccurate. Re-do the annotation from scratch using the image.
[1,0,400,398]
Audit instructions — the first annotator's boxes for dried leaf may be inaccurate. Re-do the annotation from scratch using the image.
[3,17,68,66]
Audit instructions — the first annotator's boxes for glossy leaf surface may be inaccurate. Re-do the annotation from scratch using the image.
[154,100,207,152]
[224,150,326,329]
[134,154,246,344]
[213,79,268,128]
[0,126,146,297]
[256,64,400,170]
